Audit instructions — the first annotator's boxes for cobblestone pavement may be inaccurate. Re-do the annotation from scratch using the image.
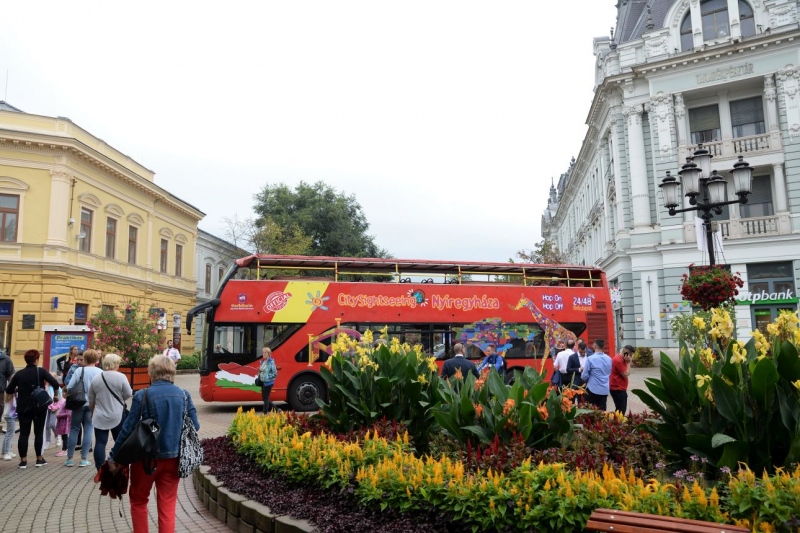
[0,374,260,533]
[0,355,670,533]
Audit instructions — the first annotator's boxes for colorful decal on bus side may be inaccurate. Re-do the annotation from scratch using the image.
[455,318,541,356]
[512,295,578,355]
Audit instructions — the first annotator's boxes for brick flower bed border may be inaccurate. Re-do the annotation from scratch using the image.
[193,465,316,533]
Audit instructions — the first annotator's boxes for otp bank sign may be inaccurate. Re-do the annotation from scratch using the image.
[736,289,795,304]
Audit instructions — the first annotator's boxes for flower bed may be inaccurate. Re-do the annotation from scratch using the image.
[224,408,800,531]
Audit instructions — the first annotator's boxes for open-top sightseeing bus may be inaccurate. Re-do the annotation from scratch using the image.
[187,255,614,411]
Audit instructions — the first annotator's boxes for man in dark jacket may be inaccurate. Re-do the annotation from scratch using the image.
[441,343,479,379]
[565,340,590,388]
[0,349,14,433]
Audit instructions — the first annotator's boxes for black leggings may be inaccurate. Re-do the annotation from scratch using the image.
[18,410,47,459]
[261,385,274,414]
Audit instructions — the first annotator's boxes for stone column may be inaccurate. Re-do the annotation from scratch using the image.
[610,118,626,235]
[689,0,703,48]
[46,170,71,247]
[773,162,788,212]
[727,0,741,40]
[674,93,687,144]
[764,75,780,131]
[624,104,652,227]
[146,208,155,270]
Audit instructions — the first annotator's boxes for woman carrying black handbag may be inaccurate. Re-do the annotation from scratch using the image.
[5,349,60,468]
[108,354,199,533]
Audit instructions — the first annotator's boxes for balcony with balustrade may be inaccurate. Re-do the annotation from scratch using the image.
[682,131,780,161]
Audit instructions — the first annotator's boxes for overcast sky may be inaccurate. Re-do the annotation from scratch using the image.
[0,1,617,263]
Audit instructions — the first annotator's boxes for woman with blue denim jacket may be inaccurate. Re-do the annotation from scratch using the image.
[257,347,278,413]
[108,355,199,533]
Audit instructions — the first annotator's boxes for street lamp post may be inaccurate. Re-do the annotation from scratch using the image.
[659,145,754,266]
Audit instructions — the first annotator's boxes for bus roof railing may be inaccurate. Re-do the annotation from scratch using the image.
[234,255,606,288]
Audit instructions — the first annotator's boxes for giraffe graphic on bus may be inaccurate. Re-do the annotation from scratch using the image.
[512,295,577,355]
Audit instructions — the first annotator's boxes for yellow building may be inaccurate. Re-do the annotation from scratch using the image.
[0,101,204,367]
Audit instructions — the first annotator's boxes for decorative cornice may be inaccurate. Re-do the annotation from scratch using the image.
[0,130,204,221]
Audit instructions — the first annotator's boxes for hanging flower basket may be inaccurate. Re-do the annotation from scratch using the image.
[680,264,744,311]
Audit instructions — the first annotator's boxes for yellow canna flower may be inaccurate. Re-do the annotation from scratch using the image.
[362,329,374,345]
[792,380,800,391]
[693,316,707,331]
[417,374,428,385]
[730,341,747,365]
[695,374,712,388]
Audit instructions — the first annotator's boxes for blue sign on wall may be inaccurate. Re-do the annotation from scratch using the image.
[0,302,11,317]
[49,333,89,360]
[74,305,88,321]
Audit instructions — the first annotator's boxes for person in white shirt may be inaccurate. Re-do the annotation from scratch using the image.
[163,340,181,364]
[553,339,575,387]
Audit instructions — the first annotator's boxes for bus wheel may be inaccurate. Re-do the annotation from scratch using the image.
[288,375,327,412]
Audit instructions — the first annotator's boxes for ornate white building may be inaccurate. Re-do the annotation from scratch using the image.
[192,229,248,350]
[542,0,800,350]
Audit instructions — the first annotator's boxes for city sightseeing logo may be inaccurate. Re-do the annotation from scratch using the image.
[264,291,292,313]
[230,293,254,311]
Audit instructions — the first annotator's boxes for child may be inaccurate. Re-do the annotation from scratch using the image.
[54,394,71,458]
[2,395,17,460]
[45,387,64,450]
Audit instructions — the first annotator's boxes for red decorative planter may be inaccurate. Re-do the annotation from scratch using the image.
[120,365,150,392]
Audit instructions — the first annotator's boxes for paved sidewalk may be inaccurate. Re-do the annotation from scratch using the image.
[0,355,671,533]
[0,374,258,533]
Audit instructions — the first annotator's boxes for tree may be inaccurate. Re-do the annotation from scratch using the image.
[223,214,312,256]
[253,181,388,258]
[517,239,567,264]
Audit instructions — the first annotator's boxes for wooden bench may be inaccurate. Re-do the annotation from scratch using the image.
[585,509,749,533]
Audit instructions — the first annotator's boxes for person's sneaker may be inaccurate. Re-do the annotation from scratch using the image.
[18,461,26,469]
[35,458,47,467]
[55,450,67,457]
[43,443,50,450]
[55,436,62,447]
[78,459,91,467]
[64,459,74,467]
[1,453,11,461]
[10,452,16,458]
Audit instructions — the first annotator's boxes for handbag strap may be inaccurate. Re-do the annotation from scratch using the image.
[102,374,126,409]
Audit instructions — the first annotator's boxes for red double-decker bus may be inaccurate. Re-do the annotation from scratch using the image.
[187,255,614,411]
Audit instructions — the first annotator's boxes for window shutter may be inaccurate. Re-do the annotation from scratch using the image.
[730,97,764,127]
[586,312,609,349]
[689,105,721,131]
[747,175,772,205]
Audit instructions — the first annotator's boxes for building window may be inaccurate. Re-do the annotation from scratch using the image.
[79,208,92,253]
[128,226,137,264]
[740,175,773,218]
[0,194,19,242]
[175,244,183,277]
[74,303,89,326]
[219,267,224,282]
[105,217,117,259]
[160,239,168,273]
[689,104,721,144]
[739,1,756,38]
[680,12,693,51]
[701,0,730,40]
[101,304,115,314]
[205,264,212,294]
[730,97,765,138]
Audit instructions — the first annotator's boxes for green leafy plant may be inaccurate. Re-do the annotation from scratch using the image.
[633,308,800,474]
[632,347,654,368]
[432,366,579,451]
[176,354,199,370]
[316,335,442,450]
[87,301,162,367]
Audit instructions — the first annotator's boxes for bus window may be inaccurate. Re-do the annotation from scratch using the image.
[454,321,586,360]
[210,324,260,370]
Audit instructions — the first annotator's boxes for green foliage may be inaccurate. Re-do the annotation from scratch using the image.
[87,302,161,367]
[669,304,736,350]
[632,346,654,368]
[177,355,199,370]
[725,465,800,531]
[432,366,578,451]
[516,238,567,264]
[316,341,441,450]
[633,309,800,474]
[253,181,387,258]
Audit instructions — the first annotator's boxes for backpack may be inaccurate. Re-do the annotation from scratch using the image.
[29,368,53,413]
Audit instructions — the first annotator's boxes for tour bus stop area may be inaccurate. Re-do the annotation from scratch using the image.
[0,360,668,532]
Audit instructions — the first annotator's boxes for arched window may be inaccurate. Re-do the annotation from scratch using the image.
[702,0,730,40]
[680,12,694,51]
[739,1,755,38]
